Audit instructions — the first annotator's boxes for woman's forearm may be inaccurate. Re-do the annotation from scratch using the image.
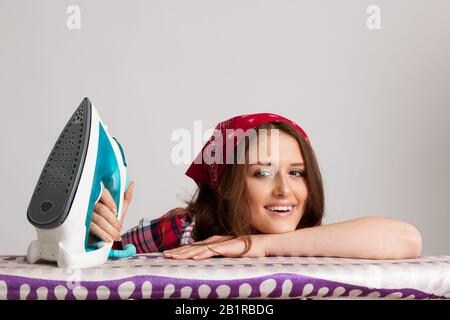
[264,216,422,259]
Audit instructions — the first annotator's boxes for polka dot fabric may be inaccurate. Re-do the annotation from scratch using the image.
[0,255,449,300]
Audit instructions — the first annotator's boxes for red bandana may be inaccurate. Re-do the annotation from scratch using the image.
[185,113,310,191]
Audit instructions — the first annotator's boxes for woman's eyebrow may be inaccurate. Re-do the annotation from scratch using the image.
[248,162,305,167]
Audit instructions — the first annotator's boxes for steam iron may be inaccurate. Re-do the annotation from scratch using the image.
[26,97,136,268]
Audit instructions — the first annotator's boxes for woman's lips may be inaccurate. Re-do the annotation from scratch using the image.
[264,206,296,217]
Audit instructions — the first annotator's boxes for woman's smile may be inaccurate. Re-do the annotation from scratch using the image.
[264,204,297,217]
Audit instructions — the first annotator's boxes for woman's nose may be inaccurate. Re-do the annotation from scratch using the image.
[272,174,292,197]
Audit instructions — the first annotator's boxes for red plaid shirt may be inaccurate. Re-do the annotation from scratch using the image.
[113,207,195,253]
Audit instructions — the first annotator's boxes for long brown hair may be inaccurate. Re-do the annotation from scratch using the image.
[163,121,325,255]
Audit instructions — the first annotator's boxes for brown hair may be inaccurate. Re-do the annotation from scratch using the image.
[163,121,325,255]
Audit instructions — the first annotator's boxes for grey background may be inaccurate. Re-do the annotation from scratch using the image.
[0,0,449,255]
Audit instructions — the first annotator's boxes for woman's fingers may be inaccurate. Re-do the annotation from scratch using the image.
[100,187,117,214]
[190,246,221,260]
[89,183,134,244]
[89,221,115,243]
[164,242,223,259]
[91,212,122,241]
[166,245,219,260]
[92,203,122,232]
[163,235,248,260]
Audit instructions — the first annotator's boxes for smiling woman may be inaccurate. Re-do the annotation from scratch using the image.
[90,113,422,261]
[173,116,327,258]
[244,126,315,235]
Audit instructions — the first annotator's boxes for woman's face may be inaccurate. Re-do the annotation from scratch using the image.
[244,130,308,234]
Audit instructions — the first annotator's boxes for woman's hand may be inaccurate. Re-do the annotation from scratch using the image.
[163,234,268,260]
[89,181,135,243]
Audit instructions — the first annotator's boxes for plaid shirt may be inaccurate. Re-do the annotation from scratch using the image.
[113,207,196,253]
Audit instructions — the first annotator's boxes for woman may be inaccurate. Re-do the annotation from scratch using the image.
[89,113,422,260]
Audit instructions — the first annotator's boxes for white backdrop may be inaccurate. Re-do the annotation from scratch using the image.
[0,0,449,255]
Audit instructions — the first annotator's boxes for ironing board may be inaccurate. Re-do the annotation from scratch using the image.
[0,254,449,300]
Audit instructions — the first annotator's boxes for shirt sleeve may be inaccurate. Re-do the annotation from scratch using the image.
[113,207,194,253]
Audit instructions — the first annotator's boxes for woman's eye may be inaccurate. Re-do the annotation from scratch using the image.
[253,169,305,177]
[290,170,305,177]
[254,170,272,177]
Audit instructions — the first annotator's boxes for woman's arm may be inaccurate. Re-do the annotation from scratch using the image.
[265,216,422,259]
[119,207,194,253]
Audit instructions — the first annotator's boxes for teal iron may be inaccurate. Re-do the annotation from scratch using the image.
[26,97,136,268]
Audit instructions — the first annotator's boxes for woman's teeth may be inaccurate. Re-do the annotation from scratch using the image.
[265,206,293,212]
